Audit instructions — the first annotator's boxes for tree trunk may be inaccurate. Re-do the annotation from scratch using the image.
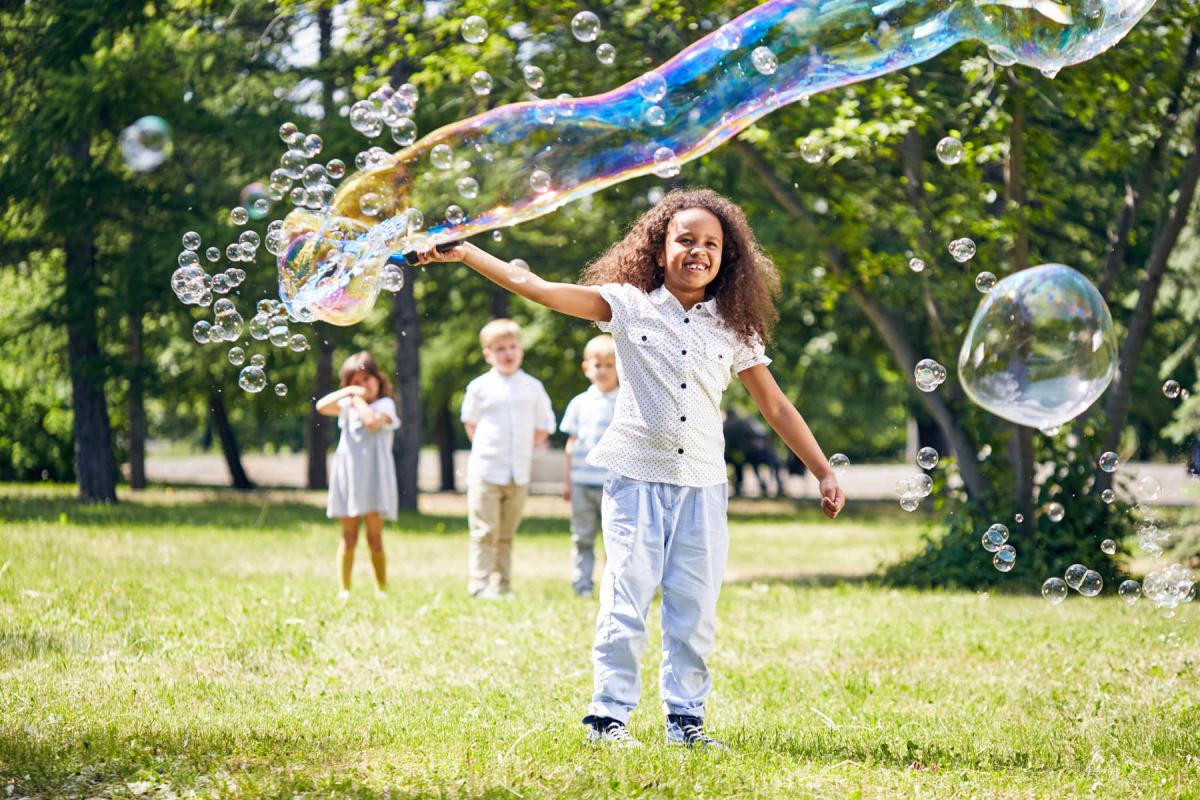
[435,396,457,491]
[64,134,117,504]
[209,389,254,490]
[128,309,146,490]
[490,285,509,319]
[305,332,333,489]
[1009,425,1035,530]
[1098,109,1200,489]
[392,264,421,509]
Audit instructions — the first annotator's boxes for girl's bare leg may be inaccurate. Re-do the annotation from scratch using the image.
[365,511,387,591]
[338,516,361,592]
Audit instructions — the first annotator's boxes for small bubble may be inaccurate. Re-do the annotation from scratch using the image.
[913,358,947,392]
[250,353,266,368]
[457,176,480,199]
[751,46,778,75]
[461,15,488,44]
[637,72,668,103]
[230,207,249,225]
[1041,577,1067,605]
[1064,563,1087,590]
[470,71,493,96]
[1046,502,1065,523]
[120,115,173,172]
[974,271,997,293]
[205,247,220,262]
[430,144,453,170]
[523,65,546,92]
[1078,570,1103,597]
[1101,488,1115,504]
[993,544,1016,572]
[1100,538,1117,555]
[274,383,289,397]
[182,231,202,251]
[714,24,742,51]
[595,43,616,65]
[916,447,939,470]
[652,146,679,178]
[445,204,466,226]
[1118,579,1140,604]
[238,366,267,393]
[326,159,346,179]
[192,320,212,344]
[1098,451,1119,472]
[909,257,925,273]
[228,347,245,366]
[936,136,963,165]
[800,137,826,164]
[1163,379,1181,399]
[529,170,551,193]
[571,11,601,42]
[829,453,849,474]
[507,258,531,284]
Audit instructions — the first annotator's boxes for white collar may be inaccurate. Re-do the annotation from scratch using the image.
[648,285,715,315]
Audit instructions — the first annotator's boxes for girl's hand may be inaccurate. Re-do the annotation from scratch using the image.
[819,475,845,519]
[411,242,469,266]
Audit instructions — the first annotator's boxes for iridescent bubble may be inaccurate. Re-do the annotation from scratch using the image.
[958,264,1118,429]
[288,334,310,352]
[1118,579,1140,604]
[461,15,488,44]
[1042,577,1068,605]
[228,347,245,366]
[279,122,299,143]
[211,273,231,294]
[982,523,1009,552]
[431,144,453,170]
[645,105,667,126]
[1136,474,1162,503]
[800,137,827,164]
[205,247,220,262]
[279,150,307,179]
[523,65,546,92]
[916,447,939,470]
[457,176,480,199]
[391,119,419,148]
[326,159,346,180]
[239,230,260,249]
[120,116,173,171]
[714,24,742,51]
[530,170,552,193]
[829,453,849,474]
[250,354,266,368]
[213,298,236,316]
[595,43,616,65]
[230,207,249,225]
[974,271,997,293]
[993,544,1016,572]
[1100,538,1116,555]
[182,231,202,251]
[253,198,271,218]
[1163,379,1181,399]
[1078,570,1103,597]
[1064,563,1087,590]
[1046,502,1065,523]
[192,320,212,344]
[178,250,199,268]
[238,366,267,393]
[274,383,288,397]
[303,133,323,157]
[445,204,466,226]
[936,136,964,165]
[949,238,976,262]
[914,358,947,392]
[1101,488,1115,504]
[752,46,778,75]
[470,71,494,97]
[380,264,405,292]
[1098,451,1119,472]
[571,11,601,42]
[909,257,925,273]
[638,72,668,103]
[507,258,531,284]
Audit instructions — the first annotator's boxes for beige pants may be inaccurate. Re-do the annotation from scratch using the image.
[467,479,529,594]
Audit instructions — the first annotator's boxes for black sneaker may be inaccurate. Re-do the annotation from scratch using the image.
[582,715,643,748]
[665,714,727,750]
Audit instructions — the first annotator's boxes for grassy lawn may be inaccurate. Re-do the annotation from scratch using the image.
[1,485,1197,799]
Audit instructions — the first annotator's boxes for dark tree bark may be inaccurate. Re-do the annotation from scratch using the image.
[64,134,117,504]
[128,309,146,490]
[305,333,333,489]
[490,285,510,319]
[434,396,457,491]
[392,264,421,509]
[209,389,254,490]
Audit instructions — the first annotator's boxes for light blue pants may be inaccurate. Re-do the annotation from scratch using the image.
[588,473,729,723]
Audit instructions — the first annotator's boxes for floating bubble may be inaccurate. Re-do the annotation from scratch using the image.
[249,314,270,340]
[1064,563,1087,590]
[1118,579,1141,604]
[178,250,199,268]
[431,144,453,170]
[909,257,925,273]
[1078,570,1103,597]
[899,493,920,512]
[638,72,668,103]
[230,207,249,225]
[380,264,405,292]
[571,11,601,42]
[253,198,271,217]
[457,176,480,199]
[958,265,1118,430]
[1098,451,1119,472]
[714,24,742,51]
[303,133,323,158]
[523,65,546,92]
[1046,502,1065,523]
[204,246,220,262]
[182,232,202,251]
[1100,538,1116,555]
[982,523,1008,552]
[120,116,173,171]
[250,354,266,368]
[507,258,531,284]
[228,347,246,366]
[645,105,667,126]
[993,544,1016,572]
[288,334,310,352]
[193,320,212,344]
[279,122,299,143]
[916,447,939,470]
[936,136,964,165]
[326,159,346,180]
[1101,488,1115,504]
[752,46,778,75]
[653,146,680,178]
[912,473,933,497]
[238,366,267,393]
[1163,379,1181,399]
[461,15,488,44]
[280,149,307,179]
[274,383,288,397]
[445,204,466,225]
[914,358,947,392]
[974,271,997,293]
[349,101,382,137]
[829,453,849,474]
[949,238,976,262]
[595,43,616,65]
[800,136,827,164]
[391,118,419,148]
[1042,577,1068,605]
[470,71,493,96]
[529,170,552,193]
[360,193,387,217]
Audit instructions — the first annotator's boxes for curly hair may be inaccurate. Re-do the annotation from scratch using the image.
[580,187,780,347]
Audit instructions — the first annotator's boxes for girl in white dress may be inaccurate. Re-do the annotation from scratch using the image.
[316,351,399,597]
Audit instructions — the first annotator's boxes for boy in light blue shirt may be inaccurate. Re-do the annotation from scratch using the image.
[559,334,618,597]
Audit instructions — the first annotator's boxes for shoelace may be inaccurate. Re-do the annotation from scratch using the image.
[604,722,635,742]
[676,719,719,747]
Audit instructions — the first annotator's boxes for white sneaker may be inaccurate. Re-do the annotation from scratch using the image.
[336,589,350,602]
[583,716,643,748]
[472,587,503,600]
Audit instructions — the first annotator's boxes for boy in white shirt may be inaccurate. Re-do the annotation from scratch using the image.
[559,334,619,597]
[461,319,556,599]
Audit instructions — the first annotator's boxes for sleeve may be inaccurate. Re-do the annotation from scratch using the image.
[595,283,632,334]
[460,379,482,424]
[560,396,580,435]
[733,334,772,374]
[372,397,401,430]
[535,383,556,433]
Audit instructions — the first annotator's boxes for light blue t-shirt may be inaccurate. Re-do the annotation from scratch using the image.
[560,385,618,487]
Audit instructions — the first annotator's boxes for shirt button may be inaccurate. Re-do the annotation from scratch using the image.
[681,349,687,355]
[641,335,647,341]
[680,382,687,389]
[680,415,686,422]
[677,448,684,454]
[683,318,690,323]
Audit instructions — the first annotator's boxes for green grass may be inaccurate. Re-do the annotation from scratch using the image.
[1,485,1197,799]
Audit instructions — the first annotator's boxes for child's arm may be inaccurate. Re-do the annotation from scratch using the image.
[563,436,575,502]
[353,396,396,430]
[414,242,612,322]
[739,364,845,519]
[315,386,365,416]
[464,423,477,441]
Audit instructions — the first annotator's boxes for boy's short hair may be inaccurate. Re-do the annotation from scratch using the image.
[479,318,522,349]
[583,334,615,361]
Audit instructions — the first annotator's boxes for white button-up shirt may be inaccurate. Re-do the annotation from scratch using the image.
[461,368,556,486]
[588,283,771,487]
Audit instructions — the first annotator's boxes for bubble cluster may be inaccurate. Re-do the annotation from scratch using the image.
[958,264,1118,429]
[914,358,947,392]
[993,544,1016,572]
[948,238,976,263]
[981,523,1009,553]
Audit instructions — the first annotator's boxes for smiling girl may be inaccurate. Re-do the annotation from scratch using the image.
[415,188,845,749]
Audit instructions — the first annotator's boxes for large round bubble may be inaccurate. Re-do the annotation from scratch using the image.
[957,264,1117,429]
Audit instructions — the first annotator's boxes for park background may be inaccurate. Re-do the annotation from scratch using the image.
[2,0,1200,797]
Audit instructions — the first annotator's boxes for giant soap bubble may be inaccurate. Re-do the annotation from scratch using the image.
[958,264,1118,429]
[277,0,1155,324]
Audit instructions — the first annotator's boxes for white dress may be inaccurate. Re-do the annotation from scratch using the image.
[326,396,400,520]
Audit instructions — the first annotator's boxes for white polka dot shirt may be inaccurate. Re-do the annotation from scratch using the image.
[587,283,771,488]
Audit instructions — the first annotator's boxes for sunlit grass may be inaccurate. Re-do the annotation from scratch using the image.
[1,486,1197,799]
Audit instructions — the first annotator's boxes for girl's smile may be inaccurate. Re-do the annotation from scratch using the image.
[660,207,724,305]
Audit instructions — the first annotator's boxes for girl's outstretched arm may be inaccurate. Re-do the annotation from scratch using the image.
[739,364,846,519]
[413,242,611,322]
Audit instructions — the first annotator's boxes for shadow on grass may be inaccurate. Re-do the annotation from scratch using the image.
[0,628,64,662]
[725,572,876,589]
